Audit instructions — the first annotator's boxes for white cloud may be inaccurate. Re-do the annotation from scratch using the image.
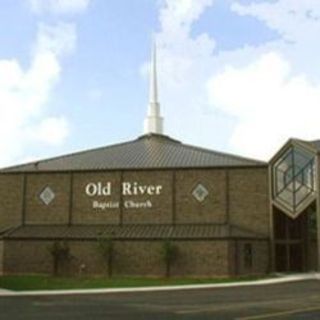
[232,0,320,43]
[230,1,320,80]
[29,117,69,145]
[35,23,76,57]
[154,0,222,148]
[159,0,214,34]
[208,52,320,159]
[154,0,320,161]
[29,0,90,14]
[0,23,75,166]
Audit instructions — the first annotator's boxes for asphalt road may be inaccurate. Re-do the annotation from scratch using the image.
[0,280,320,320]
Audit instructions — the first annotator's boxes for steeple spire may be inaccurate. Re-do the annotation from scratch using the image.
[144,43,163,135]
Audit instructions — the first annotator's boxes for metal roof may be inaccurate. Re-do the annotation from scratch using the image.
[1,134,265,173]
[310,140,320,151]
[3,224,266,240]
[289,139,320,154]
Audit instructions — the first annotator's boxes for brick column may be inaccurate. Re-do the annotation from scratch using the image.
[315,155,320,271]
[268,164,275,272]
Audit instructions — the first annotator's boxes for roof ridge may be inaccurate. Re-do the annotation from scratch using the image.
[137,133,181,144]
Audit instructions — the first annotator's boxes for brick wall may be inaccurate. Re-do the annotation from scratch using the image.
[25,174,70,225]
[171,241,229,277]
[229,168,269,236]
[3,239,233,277]
[4,240,53,274]
[113,241,164,276]
[229,240,270,276]
[0,174,23,230]
[0,166,271,277]
[121,171,173,224]
[0,241,3,275]
[175,170,227,224]
[0,167,269,231]
[72,172,121,224]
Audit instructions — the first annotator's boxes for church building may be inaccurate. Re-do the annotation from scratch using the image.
[0,47,319,277]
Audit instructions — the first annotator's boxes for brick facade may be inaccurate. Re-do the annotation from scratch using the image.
[2,239,269,277]
[25,173,70,225]
[229,169,269,236]
[229,240,270,276]
[0,167,268,228]
[0,174,24,230]
[0,241,3,275]
[0,166,270,277]
[72,172,121,224]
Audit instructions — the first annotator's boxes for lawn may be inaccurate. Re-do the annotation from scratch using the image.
[0,275,271,291]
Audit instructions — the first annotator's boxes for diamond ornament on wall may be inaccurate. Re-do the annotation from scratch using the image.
[39,186,55,205]
[192,183,209,202]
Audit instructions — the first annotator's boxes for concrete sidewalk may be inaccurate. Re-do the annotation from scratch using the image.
[0,273,319,297]
[0,289,12,295]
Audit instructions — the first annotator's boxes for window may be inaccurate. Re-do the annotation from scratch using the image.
[192,183,209,202]
[272,145,315,217]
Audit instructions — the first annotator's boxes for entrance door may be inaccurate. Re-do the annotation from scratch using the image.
[274,209,307,272]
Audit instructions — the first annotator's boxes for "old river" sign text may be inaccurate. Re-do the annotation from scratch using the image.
[85,181,163,210]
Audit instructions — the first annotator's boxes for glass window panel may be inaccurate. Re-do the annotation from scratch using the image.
[276,170,285,192]
[284,166,294,186]
[289,244,303,272]
[274,212,286,239]
[278,189,294,207]
[288,216,302,239]
[275,244,287,272]
[308,209,317,238]
[293,149,312,168]
[295,171,304,185]
[272,144,315,216]
[304,163,315,190]
[295,186,309,207]
[274,150,292,173]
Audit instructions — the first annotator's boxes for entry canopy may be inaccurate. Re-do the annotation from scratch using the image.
[271,139,318,219]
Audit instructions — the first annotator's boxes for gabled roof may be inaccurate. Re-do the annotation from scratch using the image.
[1,134,265,173]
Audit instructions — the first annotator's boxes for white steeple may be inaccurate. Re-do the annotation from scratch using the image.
[144,43,163,135]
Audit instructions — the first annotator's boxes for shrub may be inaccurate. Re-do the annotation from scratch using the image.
[162,240,177,278]
[49,241,70,276]
[97,237,114,278]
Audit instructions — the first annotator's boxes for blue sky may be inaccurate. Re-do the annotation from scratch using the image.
[1,0,320,167]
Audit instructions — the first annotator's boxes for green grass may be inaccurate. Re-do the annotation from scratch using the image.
[0,275,272,291]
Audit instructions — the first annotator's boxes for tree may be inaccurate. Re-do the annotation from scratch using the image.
[97,237,114,278]
[162,240,177,278]
[49,241,70,276]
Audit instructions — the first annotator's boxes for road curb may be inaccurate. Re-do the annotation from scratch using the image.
[0,273,319,297]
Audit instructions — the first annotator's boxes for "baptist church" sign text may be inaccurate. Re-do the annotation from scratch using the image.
[85,181,163,210]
